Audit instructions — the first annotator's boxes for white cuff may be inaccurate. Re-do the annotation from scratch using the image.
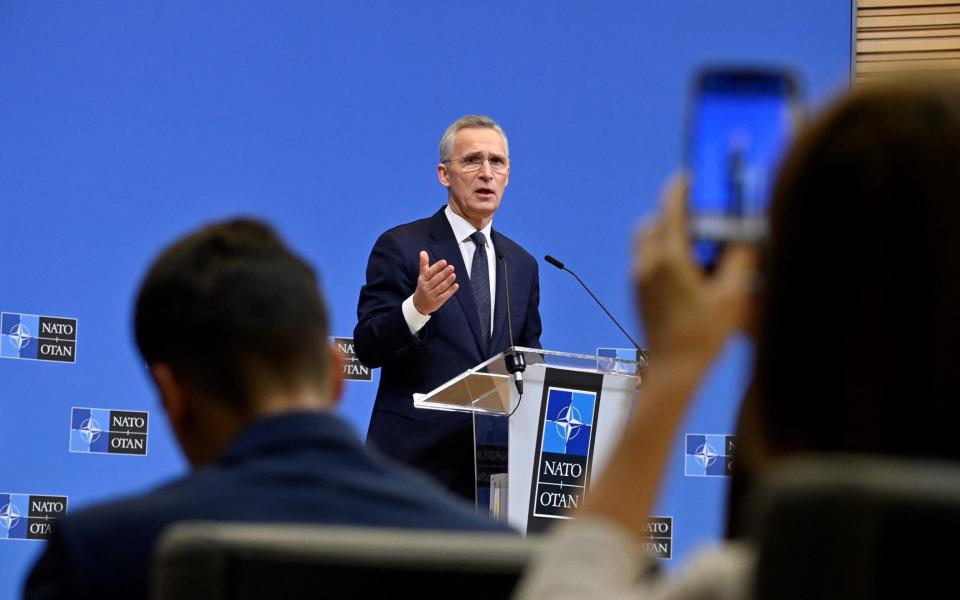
[402,295,431,334]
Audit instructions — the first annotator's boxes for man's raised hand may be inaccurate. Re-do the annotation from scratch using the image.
[412,251,459,315]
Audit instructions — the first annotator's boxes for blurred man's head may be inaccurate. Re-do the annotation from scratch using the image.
[724,76,960,538]
[134,218,340,464]
[751,75,960,461]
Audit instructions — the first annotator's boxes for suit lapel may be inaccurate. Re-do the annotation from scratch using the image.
[427,208,486,357]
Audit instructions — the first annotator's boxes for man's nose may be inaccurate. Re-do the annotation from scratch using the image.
[479,159,494,178]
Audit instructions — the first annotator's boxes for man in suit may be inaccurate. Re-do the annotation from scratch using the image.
[354,115,542,502]
[24,219,506,600]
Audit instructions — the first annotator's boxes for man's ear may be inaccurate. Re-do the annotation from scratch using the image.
[326,346,345,408]
[150,362,188,426]
[437,162,450,187]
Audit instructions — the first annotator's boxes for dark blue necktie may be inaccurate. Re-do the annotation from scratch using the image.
[469,231,491,343]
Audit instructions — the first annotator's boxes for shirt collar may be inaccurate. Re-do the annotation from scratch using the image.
[444,204,493,243]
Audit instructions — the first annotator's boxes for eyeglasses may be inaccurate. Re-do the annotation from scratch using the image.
[444,154,509,174]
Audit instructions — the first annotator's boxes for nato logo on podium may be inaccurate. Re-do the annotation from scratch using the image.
[531,387,599,519]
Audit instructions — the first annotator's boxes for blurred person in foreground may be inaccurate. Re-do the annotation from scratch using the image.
[25,219,506,600]
[515,75,960,599]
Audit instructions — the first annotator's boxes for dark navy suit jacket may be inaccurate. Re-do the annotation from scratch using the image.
[354,207,542,498]
[23,411,507,600]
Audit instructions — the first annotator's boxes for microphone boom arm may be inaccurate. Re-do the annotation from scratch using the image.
[544,254,648,364]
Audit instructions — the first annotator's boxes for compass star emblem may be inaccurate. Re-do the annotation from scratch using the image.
[694,442,718,468]
[79,418,103,444]
[554,405,584,443]
[8,323,32,350]
[0,502,21,531]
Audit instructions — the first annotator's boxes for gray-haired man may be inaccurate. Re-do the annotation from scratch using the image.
[354,115,542,502]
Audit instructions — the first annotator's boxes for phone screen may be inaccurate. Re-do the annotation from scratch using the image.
[688,70,799,268]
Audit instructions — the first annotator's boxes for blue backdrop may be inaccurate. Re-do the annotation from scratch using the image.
[0,1,851,595]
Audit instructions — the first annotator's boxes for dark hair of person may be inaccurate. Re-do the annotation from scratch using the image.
[134,218,330,412]
[726,76,960,536]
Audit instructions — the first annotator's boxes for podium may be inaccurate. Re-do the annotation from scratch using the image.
[414,347,642,534]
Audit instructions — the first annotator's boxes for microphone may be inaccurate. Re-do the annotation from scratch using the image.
[543,255,565,270]
[496,251,525,395]
[543,254,647,363]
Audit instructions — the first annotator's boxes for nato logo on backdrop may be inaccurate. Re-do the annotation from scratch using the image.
[684,433,735,477]
[642,516,673,559]
[1,312,78,363]
[0,493,68,541]
[332,337,372,381]
[70,408,149,456]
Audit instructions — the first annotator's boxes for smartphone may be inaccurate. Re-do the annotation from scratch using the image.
[686,67,802,269]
